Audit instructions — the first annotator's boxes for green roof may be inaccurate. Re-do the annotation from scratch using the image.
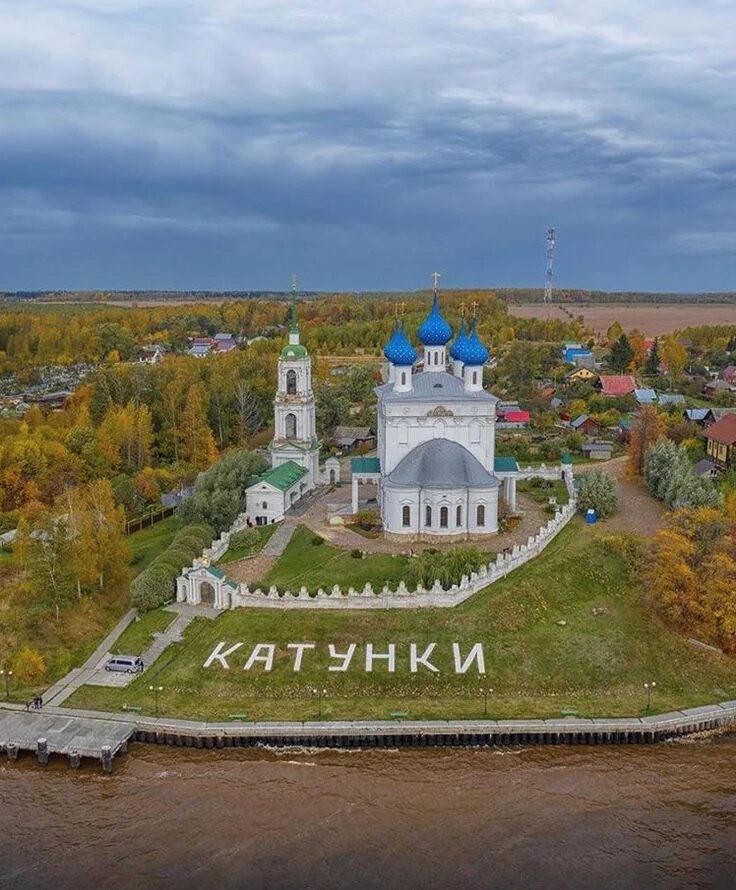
[281,344,308,359]
[351,456,381,474]
[561,452,573,465]
[494,456,519,473]
[252,460,308,492]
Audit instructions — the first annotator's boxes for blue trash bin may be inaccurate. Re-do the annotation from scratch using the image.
[585,508,597,525]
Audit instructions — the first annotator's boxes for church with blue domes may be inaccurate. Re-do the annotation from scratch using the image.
[351,277,515,541]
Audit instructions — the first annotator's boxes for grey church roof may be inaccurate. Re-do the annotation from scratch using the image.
[376,371,496,403]
[385,439,500,489]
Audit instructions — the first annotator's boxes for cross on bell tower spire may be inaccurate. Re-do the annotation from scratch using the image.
[289,275,300,345]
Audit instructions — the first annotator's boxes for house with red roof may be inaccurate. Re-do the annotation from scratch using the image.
[596,375,637,397]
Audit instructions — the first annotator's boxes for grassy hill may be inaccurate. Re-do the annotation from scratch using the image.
[65,521,736,722]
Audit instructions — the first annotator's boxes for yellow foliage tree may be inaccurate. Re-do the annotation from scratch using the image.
[13,646,46,684]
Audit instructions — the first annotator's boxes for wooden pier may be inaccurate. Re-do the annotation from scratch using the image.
[0,709,134,771]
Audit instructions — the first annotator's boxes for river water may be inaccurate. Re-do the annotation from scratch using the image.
[2,738,736,889]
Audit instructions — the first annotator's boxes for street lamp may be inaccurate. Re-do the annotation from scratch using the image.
[149,685,163,717]
[480,686,494,717]
[644,681,656,713]
[313,687,327,719]
[0,670,12,699]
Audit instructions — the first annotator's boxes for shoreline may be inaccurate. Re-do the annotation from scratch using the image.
[2,698,735,770]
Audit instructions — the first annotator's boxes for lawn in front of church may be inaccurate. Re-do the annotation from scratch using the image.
[65,521,736,721]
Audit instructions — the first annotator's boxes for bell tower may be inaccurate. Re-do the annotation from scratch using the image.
[269,277,321,487]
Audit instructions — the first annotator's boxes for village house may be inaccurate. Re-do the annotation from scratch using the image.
[565,366,597,384]
[332,425,375,453]
[702,413,736,470]
[722,365,736,385]
[582,441,613,460]
[596,375,636,397]
[213,333,237,353]
[634,388,657,405]
[571,414,600,436]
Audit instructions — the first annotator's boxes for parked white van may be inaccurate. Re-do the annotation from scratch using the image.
[105,655,144,674]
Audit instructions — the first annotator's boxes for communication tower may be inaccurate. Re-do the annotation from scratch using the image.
[544,227,556,303]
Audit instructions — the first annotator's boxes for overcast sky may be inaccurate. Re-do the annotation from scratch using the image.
[3,0,736,292]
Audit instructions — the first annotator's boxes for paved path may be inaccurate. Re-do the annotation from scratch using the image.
[261,517,297,556]
[225,517,299,585]
[2,699,735,750]
[44,609,137,706]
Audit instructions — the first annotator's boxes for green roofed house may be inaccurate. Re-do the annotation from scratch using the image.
[245,460,309,525]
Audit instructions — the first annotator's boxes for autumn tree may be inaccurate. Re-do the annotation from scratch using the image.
[628,407,665,476]
[660,334,687,383]
[180,384,218,469]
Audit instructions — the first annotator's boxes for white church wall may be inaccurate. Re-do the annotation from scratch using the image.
[245,484,286,525]
[229,477,577,611]
[382,406,495,475]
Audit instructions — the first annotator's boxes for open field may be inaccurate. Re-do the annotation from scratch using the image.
[63,522,736,722]
[508,302,736,335]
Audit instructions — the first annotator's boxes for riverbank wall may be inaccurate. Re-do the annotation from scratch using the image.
[3,700,735,770]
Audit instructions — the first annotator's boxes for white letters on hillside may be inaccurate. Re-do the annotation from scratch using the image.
[410,642,438,673]
[328,643,357,672]
[244,643,276,672]
[452,642,486,674]
[203,642,243,669]
[288,642,315,672]
[203,642,488,674]
[365,643,396,673]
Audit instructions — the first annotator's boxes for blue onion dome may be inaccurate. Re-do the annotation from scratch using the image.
[449,316,469,361]
[384,320,417,366]
[418,293,453,346]
[457,319,489,366]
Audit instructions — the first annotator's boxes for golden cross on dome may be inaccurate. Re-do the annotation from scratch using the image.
[470,300,479,318]
[431,271,441,291]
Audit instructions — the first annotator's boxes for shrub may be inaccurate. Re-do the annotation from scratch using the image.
[353,509,382,532]
[644,437,720,508]
[576,470,618,519]
[405,546,486,589]
[151,546,194,574]
[350,548,362,559]
[131,563,177,612]
[172,523,214,552]
[12,646,46,684]
[311,535,325,546]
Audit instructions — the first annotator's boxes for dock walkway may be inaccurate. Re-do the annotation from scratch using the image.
[2,698,736,772]
[0,709,133,769]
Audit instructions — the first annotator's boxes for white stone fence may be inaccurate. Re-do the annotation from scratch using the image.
[189,513,249,570]
[178,467,577,611]
[228,471,577,610]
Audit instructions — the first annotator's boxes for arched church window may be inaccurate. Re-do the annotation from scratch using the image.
[473,371,478,385]
[285,413,297,438]
[476,504,485,527]
[440,506,448,528]
[401,371,407,386]
[402,505,411,527]
[470,421,481,444]
[456,505,462,526]
[425,505,432,527]
[286,369,297,395]
[398,422,408,445]
[262,501,268,509]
